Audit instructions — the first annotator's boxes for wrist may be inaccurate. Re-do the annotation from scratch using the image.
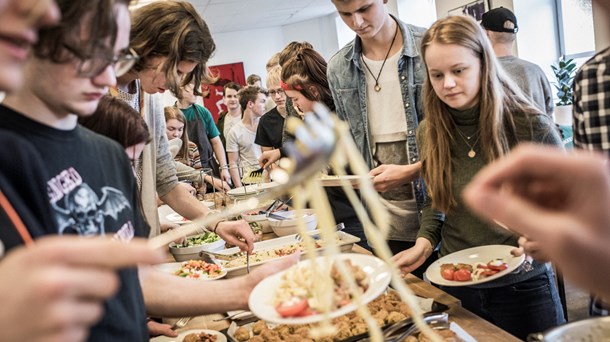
[206,210,226,234]
[415,237,433,257]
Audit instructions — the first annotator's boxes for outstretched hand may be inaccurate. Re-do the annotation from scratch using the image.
[215,220,254,254]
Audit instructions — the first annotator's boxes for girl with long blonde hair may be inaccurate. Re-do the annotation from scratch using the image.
[392,15,564,339]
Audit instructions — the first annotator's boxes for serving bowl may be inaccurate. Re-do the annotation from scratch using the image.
[169,233,225,262]
[268,209,317,237]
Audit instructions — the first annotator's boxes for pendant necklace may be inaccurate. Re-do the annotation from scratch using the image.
[455,127,481,158]
[361,22,399,92]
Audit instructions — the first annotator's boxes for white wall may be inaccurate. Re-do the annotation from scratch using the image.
[282,14,341,61]
[397,0,437,28]
[593,0,610,51]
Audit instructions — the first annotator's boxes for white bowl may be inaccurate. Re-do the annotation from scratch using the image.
[241,207,276,233]
[169,236,225,262]
[268,209,317,237]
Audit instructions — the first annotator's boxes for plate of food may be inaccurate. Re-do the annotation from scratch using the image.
[154,260,227,280]
[316,175,373,187]
[151,328,226,342]
[166,212,192,225]
[425,245,525,287]
[248,253,391,325]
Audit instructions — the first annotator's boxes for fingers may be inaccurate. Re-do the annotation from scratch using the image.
[518,236,551,263]
[33,266,120,301]
[31,236,165,269]
[147,321,178,338]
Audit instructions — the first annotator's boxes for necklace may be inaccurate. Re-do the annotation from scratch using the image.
[360,22,399,92]
[455,127,481,158]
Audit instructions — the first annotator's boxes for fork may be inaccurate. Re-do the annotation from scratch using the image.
[247,167,264,178]
[171,316,192,330]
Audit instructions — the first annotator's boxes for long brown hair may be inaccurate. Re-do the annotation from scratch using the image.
[79,95,151,148]
[164,106,190,162]
[420,15,541,212]
[130,1,217,98]
[281,48,335,111]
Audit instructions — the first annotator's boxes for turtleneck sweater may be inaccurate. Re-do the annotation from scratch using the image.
[417,104,562,288]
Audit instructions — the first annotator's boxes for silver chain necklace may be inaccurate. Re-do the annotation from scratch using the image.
[455,128,481,158]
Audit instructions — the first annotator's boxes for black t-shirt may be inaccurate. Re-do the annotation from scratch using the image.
[0,104,150,342]
[0,130,56,251]
[255,106,285,149]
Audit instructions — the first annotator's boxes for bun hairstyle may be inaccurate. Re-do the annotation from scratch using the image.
[281,48,335,111]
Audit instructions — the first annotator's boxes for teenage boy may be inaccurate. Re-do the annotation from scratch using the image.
[217,82,243,148]
[327,0,438,277]
[0,0,292,340]
[226,86,267,187]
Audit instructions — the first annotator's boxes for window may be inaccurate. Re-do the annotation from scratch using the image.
[557,0,595,59]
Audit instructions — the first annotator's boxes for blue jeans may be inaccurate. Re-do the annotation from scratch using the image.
[441,268,565,340]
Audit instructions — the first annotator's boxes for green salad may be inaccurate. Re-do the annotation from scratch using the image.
[176,232,220,248]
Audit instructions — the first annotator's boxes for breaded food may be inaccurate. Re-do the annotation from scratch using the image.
[233,326,250,342]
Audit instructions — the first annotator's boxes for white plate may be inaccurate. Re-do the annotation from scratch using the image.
[165,212,191,225]
[154,262,227,281]
[316,175,373,187]
[248,253,391,325]
[425,245,525,287]
[227,182,278,197]
[150,329,226,342]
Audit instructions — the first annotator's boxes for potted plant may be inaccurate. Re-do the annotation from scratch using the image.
[551,56,577,125]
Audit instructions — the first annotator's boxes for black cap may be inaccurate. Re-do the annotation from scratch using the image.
[481,7,518,33]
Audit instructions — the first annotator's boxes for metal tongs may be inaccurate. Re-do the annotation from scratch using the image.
[149,103,337,249]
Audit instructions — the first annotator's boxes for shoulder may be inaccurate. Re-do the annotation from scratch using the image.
[78,126,127,154]
[576,47,610,81]
[328,39,356,71]
[196,104,213,116]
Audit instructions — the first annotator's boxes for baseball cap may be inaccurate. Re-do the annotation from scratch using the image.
[481,7,519,33]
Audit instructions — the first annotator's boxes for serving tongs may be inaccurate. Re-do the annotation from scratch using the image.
[359,312,449,342]
[199,249,245,261]
[149,103,337,249]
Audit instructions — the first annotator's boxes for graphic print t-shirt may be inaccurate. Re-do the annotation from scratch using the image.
[0,104,150,342]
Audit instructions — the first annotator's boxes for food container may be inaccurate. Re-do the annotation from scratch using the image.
[268,209,317,237]
[216,230,360,278]
[169,233,225,262]
[527,316,610,341]
[240,207,273,234]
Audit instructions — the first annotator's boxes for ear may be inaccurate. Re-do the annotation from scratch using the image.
[308,85,320,100]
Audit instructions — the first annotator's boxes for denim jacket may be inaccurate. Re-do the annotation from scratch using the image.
[327,15,428,211]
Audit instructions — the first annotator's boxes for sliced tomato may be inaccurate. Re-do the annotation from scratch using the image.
[481,269,499,277]
[275,298,309,317]
[454,269,472,281]
[487,260,508,271]
[441,268,455,281]
[295,307,317,317]
[476,264,491,269]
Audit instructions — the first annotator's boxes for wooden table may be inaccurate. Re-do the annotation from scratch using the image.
[167,242,519,341]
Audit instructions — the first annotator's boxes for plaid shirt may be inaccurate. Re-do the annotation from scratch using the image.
[573,47,610,153]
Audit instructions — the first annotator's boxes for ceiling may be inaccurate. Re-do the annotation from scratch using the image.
[131,0,339,34]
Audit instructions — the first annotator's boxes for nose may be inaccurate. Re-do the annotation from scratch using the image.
[92,64,117,88]
[444,75,456,89]
[21,0,61,27]
[352,13,364,29]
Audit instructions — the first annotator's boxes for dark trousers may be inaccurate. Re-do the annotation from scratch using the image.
[441,267,566,340]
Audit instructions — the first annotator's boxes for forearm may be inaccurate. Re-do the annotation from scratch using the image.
[140,266,249,317]
[161,184,209,220]
[416,201,444,248]
[227,152,241,187]
[211,137,227,168]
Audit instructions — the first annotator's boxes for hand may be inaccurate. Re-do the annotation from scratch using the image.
[369,162,421,192]
[0,236,164,342]
[516,236,551,263]
[463,144,610,298]
[207,176,231,193]
[259,149,281,169]
[147,320,177,338]
[215,220,254,254]
[220,169,232,187]
[391,238,433,276]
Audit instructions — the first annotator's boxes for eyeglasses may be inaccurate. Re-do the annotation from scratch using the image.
[268,88,285,96]
[63,44,139,78]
